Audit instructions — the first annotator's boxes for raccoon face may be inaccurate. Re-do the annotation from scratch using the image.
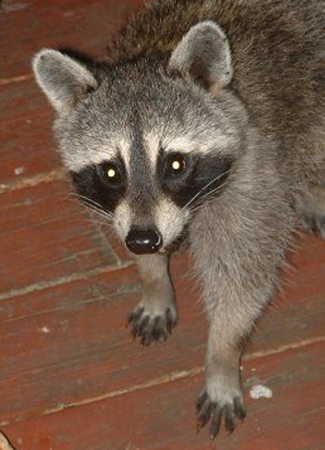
[33,22,248,254]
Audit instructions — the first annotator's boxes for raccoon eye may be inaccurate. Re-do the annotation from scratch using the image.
[165,154,187,177]
[99,162,123,187]
[107,165,117,180]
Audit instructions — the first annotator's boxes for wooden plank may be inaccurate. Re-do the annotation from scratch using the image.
[0,178,128,295]
[0,79,48,124]
[0,266,140,425]
[1,342,324,450]
[0,237,324,425]
[0,0,142,80]
[1,0,142,14]
[0,112,62,187]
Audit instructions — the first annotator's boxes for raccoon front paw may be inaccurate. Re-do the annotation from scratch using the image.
[127,304,177,346]
[196,390,246,439]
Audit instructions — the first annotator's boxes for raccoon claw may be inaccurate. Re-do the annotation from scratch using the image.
[128,305,177,345]
[196,391,246,439]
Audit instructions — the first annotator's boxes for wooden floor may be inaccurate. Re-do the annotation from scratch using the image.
[0,1,325,449]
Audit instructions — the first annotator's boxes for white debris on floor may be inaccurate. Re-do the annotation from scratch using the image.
[40,326,50,334]
[249,384,273,399]
[14,167,25,175]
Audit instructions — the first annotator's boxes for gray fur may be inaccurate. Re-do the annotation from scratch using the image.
[32,49,97,113]
[129,254,177,346]
[169,21,233,88]
[33,0,325,438]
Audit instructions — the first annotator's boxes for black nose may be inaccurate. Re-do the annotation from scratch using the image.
[125,227,162,254]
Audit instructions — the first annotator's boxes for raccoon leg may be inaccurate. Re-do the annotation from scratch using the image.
[128,253,177,346]
[197,307,249,438]
[191,203,292,437]
[195,262,287,438]
[297,185,325,239]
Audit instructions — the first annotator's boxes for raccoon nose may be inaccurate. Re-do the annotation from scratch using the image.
[125,227,162,254]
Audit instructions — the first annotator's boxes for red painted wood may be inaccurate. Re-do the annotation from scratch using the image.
[0,0,143,80]
[0,238,324,426]
[0,80,54,131]
[0,112,61,185]
[0,179,123,294]
[2,342,324,450]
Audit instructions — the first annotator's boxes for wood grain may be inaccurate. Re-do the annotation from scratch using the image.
[0,238,324,427]
[0,179,124,295]
[1,342,324,450]
[0,0,142,80]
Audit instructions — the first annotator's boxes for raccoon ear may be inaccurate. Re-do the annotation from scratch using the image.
[32,49,98,114]
[168,21,233,90]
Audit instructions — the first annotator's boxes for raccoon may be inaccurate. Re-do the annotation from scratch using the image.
[32,0,325,438]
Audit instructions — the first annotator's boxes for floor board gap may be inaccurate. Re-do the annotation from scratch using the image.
[0,261,135,301]
[1,336,323,428]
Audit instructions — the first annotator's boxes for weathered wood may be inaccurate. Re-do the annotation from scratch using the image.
[0,237,324,426]
[1,342,324,450]
[0,179,128,295]
[0,0,142,80]
[0,112,61,187]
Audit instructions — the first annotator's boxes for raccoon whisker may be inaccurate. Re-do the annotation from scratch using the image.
[88,203,114,217]
[181,169,231,213]
[77,200,110,217]
[71,195,114,218]
[66,195,115,222]
[68,194,119,236]
[92,221,115,231]
[68,193,110,212]
[181,170,230,211]
[188,203,208,216]
[188,177,231,214]
[80,202,115,221]
[74,218,114,229]
[68,194,116,220]
[162,171,231,245]
[86,205,115,221]
[67,194,105,212]
[194,179,229,205]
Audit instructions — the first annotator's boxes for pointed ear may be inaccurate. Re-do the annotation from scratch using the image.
[32,49,98,114]
[168,21,233,90]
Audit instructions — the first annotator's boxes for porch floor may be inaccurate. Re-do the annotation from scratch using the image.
[0,1,324,449]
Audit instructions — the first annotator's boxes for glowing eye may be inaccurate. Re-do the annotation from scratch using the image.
[172,160,181,171]
[107,168,116,179]
[101,162,123,186]
[166,154,186,176]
